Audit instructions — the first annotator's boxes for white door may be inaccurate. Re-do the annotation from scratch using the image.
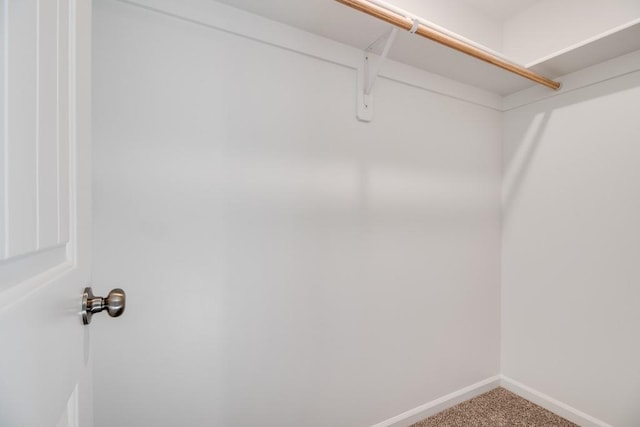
[0,0,93,426]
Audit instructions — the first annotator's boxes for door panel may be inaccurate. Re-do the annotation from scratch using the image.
[0,0,92,426]
[2,0,73,260]
[4,0,39,257]
[37,0,63,249]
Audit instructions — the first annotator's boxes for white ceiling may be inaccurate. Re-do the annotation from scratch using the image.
[461,0,538,21]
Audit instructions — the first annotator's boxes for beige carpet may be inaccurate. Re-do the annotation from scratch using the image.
[410,387,578,427]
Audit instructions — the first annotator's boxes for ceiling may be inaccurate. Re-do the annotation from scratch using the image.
[461,0,538,21]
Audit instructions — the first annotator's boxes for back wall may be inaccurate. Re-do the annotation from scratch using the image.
[92,0,502,425]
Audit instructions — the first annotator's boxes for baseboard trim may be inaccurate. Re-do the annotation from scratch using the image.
[500,376,613,427]
[371,375,614,427]
[371,376,501,427]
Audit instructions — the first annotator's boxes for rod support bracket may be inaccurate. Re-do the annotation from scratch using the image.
[357,27,398,122]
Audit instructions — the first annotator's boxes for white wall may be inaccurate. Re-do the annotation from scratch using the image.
[91,0,501,426]
[503,0,640,65]
[502,70,640,427]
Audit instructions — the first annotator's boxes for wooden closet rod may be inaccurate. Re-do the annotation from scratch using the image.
[335,0,561,90]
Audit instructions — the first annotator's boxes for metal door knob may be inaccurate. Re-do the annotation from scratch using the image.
[81,287,126,325]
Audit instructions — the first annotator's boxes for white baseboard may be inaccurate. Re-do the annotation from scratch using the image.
[371,375,614,427]
[371,376,501,427]
[500,376,613,427]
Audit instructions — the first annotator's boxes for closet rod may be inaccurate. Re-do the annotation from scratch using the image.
[335,0,561,90]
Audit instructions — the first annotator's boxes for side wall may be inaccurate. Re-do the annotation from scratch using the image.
[502,69,640,427]
[91,1,501,426]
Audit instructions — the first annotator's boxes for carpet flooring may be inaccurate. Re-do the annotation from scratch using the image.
[410,387,579,426]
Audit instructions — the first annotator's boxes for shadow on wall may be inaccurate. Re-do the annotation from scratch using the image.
[502,110,551,214]
[503,69,640,217]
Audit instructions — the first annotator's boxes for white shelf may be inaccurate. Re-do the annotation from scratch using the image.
[383,30,536,96]
[527,19,640,79]
[212,0,540,96]
[214,0,640,97]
